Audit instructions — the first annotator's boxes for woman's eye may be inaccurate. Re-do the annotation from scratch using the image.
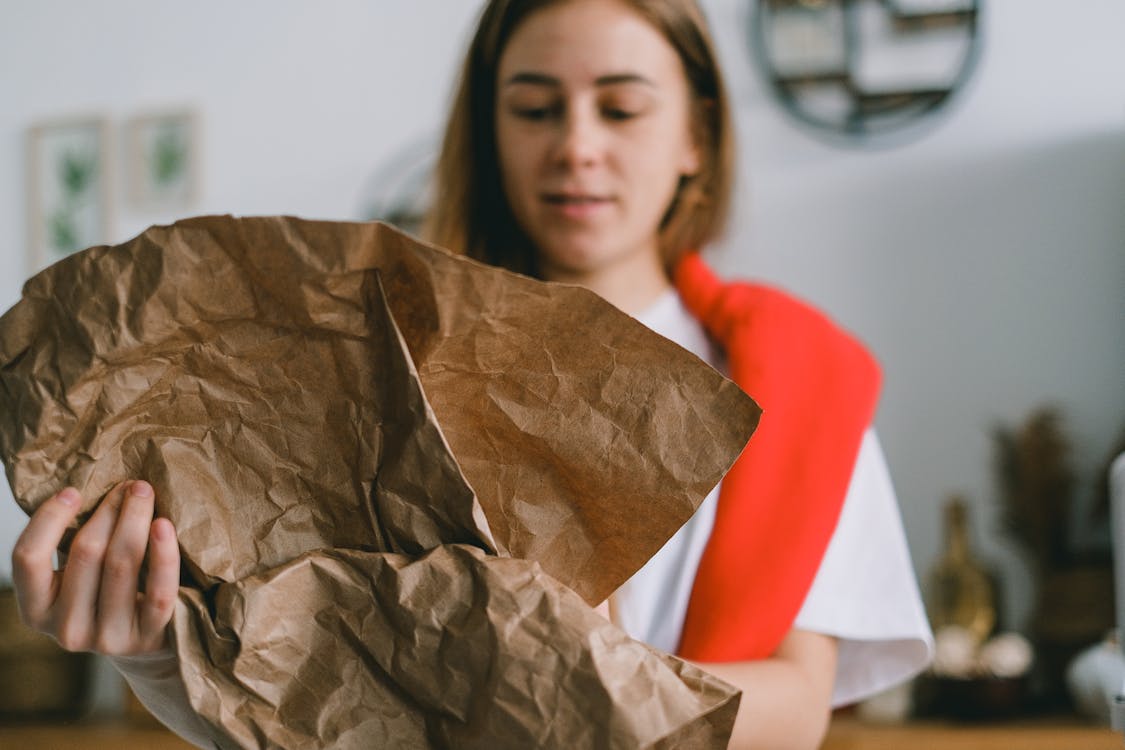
[602,107,640,122]
[600,93,649,122]
[512,104,558,121]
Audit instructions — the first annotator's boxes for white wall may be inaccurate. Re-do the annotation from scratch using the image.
[1,0,1123,711]
[700,0,1125,632]
[733,0,1125,631]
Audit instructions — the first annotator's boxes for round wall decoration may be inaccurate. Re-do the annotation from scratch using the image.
[748,0,983,144]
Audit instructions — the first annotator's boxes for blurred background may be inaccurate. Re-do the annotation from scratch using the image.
[1,0,1123,724]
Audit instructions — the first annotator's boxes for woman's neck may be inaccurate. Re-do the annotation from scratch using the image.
[541,250,672,316]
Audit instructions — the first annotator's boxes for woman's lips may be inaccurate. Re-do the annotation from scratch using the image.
[541,193,614,220]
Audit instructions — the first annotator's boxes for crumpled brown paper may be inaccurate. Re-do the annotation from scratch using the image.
[0,215,760,749]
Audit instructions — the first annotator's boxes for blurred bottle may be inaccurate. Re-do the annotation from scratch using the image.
[927,495,997,645]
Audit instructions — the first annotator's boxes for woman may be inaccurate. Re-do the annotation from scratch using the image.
[425,0,932,747]
[11,1,931,748]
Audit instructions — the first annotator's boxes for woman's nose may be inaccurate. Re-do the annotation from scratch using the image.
[554,108,605,169]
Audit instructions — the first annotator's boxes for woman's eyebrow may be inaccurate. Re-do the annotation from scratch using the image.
[594,73,656,88]
[503,72,560,87]
[502,71,656,88]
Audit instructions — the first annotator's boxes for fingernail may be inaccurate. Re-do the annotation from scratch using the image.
[57,488,80,506]
[130,480,154,499]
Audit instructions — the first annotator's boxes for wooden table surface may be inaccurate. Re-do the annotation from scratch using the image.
[1,715,1119,749]
[824,716,1121,749]
[0,719,196,750]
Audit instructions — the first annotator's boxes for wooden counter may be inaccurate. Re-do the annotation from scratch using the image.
[1,715,1118,749]
[823,716,1121,750]
[0,720,196,749]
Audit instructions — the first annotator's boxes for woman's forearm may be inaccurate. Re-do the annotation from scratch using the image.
[693,630,838,750]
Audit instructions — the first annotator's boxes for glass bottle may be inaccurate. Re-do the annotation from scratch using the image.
[926,495,997,645]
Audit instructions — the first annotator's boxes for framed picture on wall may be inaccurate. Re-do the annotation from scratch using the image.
[26,117,112,272]
[126,109,200,212]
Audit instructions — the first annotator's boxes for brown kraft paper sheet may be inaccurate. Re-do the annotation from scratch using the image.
[0,215,761,748]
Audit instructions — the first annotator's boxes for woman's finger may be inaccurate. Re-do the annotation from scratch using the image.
[138,516,179,651]
[95,480,156,653]
[52,482,128,650]
[10,488,83,627]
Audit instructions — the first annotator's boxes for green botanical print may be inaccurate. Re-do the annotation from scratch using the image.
[49,146,98,256]
[152,125,187,186]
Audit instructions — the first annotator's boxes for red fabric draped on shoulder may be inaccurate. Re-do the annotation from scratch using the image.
[673,253,881,662]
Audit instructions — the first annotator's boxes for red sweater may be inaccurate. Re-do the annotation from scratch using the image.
[673,253,881,661]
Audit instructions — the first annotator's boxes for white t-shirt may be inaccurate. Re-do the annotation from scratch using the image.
[615,288,934,707]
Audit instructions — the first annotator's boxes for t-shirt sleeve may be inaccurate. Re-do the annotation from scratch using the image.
[792,428,935,707]
[109,649,217,749]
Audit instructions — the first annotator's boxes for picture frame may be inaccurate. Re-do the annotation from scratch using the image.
[26,117,112,272]
[126,109,200,212]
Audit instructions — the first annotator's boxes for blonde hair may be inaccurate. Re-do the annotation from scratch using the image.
[424,0,735,277]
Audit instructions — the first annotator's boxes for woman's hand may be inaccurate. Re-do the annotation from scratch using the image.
[11,480,180,656]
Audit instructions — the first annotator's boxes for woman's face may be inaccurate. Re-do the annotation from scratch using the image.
[495,0,700,281]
